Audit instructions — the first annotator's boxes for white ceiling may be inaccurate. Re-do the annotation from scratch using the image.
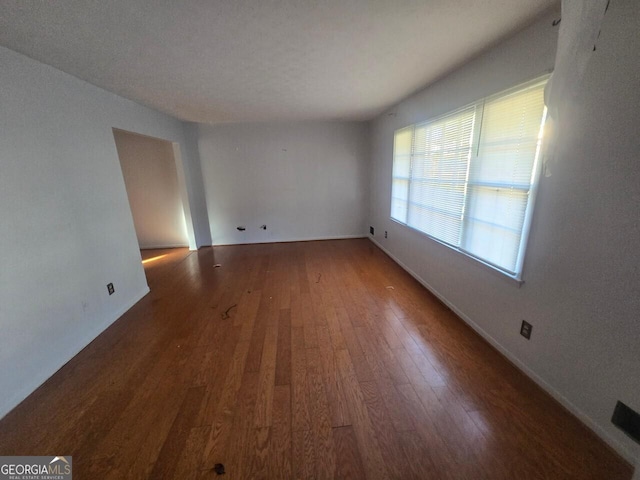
[0,0,558,124]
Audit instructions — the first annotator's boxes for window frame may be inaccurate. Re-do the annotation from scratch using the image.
[389,75,549,282]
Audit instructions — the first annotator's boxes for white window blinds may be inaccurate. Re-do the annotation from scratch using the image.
[391,77,548,278]
[391,127,412,223]
[408,105,476,246]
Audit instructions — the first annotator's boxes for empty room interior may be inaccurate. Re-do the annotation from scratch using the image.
[1,0,639,478]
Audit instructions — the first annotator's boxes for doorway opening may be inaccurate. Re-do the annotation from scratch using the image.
[113,129,196,280]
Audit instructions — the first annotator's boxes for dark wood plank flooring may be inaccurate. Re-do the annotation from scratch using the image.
[0,239,632,479]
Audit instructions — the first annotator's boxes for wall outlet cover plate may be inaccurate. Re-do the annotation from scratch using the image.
[520,320,532,339]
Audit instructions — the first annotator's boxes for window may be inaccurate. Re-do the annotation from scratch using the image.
[391,77,548,279]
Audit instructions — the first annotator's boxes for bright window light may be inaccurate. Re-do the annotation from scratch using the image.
[141,254,168,264]
[391,76,549,279]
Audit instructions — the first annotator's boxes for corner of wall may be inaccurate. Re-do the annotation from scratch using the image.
[181,121,212,248]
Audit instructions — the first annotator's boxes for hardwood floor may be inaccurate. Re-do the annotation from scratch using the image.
[0,239,632,479]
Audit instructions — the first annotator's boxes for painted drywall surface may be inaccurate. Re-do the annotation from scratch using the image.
[182,123,213,248]
[113,130,188,249]
[369,5,639,463]
[198,121,370,245]
[0,46,208,420]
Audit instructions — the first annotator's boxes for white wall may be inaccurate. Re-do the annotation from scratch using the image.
[113,130,189,249]
[369,5,640,464]
[182,122,213,248]
[0,46,209,420]
[198,121,369,245]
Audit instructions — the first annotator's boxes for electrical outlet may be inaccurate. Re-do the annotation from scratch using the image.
[520,320,532,339]
[107,283,115,295]
[385,231,388,238]
[611,401,640,444]
[369,226,374,235]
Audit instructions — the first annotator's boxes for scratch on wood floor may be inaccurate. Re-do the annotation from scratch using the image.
[221,304,237,319]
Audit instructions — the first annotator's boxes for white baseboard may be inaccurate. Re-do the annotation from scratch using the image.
[214,234,367,246]
[368,237,636,465]
[140,243,189,249]
[0,286,150,421]
[111,286,150,321]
